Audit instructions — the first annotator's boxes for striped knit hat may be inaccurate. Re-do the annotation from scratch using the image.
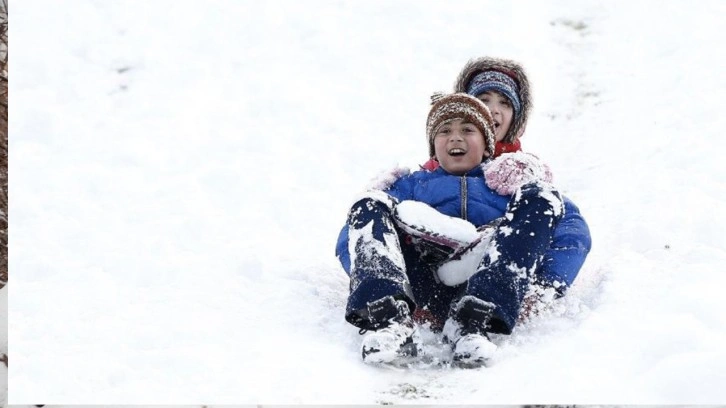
[467,71,522,118]
[427,93,495,159]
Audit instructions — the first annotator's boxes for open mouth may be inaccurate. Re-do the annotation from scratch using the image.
[493,120,501,131]
[448,148,466,156]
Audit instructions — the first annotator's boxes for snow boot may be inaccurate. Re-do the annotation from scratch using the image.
[443,295,497,368]
[360,296,419,365]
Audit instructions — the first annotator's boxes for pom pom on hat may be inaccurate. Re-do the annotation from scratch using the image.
[430,91,447,104]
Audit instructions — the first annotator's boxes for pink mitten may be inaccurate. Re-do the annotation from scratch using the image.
[484,151,553,195]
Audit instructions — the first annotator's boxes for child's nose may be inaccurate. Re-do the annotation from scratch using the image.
[449,131,464,141]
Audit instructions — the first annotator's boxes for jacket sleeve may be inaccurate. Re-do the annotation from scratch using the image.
[537,196,592,292]
[335,174,416,275]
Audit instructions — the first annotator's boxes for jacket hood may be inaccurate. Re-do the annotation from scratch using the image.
[453,57,532,143]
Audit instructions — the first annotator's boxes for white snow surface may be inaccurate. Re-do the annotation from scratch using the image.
[6,0,726,405]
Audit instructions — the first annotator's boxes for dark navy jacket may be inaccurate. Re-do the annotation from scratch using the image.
[336,165,591,290]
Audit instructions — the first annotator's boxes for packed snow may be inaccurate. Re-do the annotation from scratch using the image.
[5,0,726,405]
[395,199,480,244]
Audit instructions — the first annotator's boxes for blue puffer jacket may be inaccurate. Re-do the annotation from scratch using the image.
[336,165,591,290]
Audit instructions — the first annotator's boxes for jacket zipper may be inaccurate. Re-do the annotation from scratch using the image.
[460,176,468,220]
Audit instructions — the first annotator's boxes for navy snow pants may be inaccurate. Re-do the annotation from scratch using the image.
[345,183,563,334]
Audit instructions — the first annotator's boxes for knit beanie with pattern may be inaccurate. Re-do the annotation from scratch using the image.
[466,70,522,118]
[427,93,495,159]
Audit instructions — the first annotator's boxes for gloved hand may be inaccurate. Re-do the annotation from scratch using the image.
[484,151,553,196]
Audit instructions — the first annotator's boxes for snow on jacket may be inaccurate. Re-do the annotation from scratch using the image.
[335,165,591,290]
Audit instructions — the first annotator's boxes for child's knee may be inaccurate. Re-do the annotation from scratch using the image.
[347,192,400,228]
[508,181,564,221]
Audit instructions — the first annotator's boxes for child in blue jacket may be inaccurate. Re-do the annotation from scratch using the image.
[336,93,590,368]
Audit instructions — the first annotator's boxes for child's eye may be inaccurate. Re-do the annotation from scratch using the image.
[501,99,511,107]
[437,128,450,135]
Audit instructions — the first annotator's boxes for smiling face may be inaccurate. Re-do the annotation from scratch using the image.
[476,90,513,142]
[433,118,488,175]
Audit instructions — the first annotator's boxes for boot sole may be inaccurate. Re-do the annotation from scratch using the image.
[362,336,420,366]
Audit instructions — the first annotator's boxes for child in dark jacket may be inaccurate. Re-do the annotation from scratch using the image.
[335,92,589,367]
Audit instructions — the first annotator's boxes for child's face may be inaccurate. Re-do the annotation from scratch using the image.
[476,90,513,142]
[433,118,488,175]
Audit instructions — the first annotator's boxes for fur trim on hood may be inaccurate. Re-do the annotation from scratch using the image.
[453,57,532,143]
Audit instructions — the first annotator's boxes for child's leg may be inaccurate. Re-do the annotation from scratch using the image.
[345,193,416,329]
[465,182,564,334]
[399,236,463,331]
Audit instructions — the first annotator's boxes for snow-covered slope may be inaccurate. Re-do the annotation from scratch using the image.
[6,0,726,404]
